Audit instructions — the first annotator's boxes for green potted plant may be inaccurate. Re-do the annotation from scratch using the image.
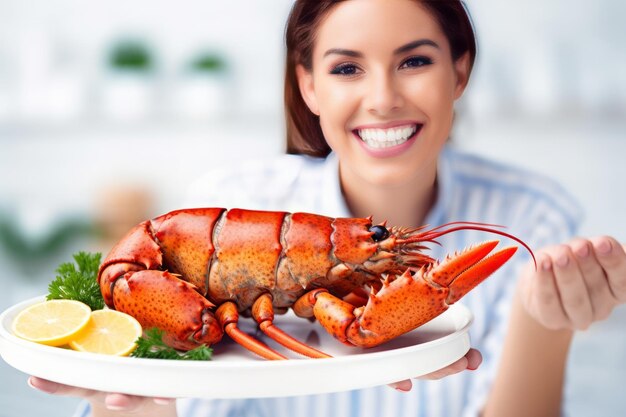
[100,39,157,122]
[173,51,231,121]
[109,42,153,72]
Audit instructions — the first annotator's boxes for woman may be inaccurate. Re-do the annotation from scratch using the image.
[30,1,626,416]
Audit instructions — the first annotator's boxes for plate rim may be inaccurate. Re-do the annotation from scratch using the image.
[1,295,473,398]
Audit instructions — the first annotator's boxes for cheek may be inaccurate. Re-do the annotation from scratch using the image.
[316,84,360,144]
[319,83,358,116]
[318,116,339,150]
[406,71,457,123]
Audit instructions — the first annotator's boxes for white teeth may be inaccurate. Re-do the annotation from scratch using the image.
[357,125,418,148]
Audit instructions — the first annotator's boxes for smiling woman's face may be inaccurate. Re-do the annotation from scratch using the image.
[297,0,470,188]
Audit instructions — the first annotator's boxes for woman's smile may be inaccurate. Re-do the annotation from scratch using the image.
[352,122,422,158]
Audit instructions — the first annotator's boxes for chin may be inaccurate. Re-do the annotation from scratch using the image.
[360,166,420,188]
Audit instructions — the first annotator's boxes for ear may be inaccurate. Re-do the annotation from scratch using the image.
[453,52,471,99]
[296,64,320,116]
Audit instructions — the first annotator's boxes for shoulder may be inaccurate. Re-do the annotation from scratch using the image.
[444,147,570,199]
[184,154,328,210]
[442,147,584,241]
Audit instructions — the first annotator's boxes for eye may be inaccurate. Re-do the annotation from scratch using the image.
[369,225,390,242]
[330,63,360,76]
[400,56,432,69]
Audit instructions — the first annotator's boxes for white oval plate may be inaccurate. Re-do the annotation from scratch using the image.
[0,296,472,399]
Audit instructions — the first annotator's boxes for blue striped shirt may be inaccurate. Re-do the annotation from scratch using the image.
[74,145,582,417]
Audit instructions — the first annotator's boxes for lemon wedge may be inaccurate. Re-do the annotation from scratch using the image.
[68,309,142,356]
[12,300,92,346]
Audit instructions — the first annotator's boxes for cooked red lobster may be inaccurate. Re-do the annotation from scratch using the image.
[98,208,532,359]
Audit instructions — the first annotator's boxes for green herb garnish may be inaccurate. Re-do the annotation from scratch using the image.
[47,251,105,311]
[131,328,213,360]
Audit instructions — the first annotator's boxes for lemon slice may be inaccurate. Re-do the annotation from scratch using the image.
[12,300,92,346]
[69,309,142,356]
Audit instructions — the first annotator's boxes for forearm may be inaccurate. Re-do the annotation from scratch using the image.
[90,401,178,417]
[482,290,573,417]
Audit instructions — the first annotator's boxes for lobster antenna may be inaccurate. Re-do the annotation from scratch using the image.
[397,221,537,269]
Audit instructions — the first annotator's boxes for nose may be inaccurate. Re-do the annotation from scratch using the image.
[364,70,404,116]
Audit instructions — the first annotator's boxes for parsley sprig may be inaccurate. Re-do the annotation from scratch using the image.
[131,328,213,360]
[47,251,105,311]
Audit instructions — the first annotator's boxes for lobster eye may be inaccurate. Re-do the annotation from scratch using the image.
[369,225,389,242]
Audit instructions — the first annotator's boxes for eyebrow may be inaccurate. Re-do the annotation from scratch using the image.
[394,39,439,54]
[323,39,440,58]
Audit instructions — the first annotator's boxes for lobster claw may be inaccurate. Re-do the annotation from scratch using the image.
[351,240,517,346]
[301,240,517,347]
[429,240,517,304]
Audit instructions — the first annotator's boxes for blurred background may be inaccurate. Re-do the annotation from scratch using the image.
[0,0,624,416]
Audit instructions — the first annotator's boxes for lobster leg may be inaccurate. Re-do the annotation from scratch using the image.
[251,293,331,358]
[215,301,287,360]
[342,287,370,307]
[293,289,356,346]
[297,241,517,347]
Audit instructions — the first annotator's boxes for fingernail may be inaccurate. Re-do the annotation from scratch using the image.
[597,240,612,255]
[104,395,130,412]
[541,257,552,271]
[389,381,411,392]
[27,377,37,390]
[105,405,127,412]
[555,254,569,267]
[467,366,478,371]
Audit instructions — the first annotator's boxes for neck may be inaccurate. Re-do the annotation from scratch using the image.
[339,162,438,229]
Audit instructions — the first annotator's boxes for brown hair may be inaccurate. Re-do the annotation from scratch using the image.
[284,0,477,157]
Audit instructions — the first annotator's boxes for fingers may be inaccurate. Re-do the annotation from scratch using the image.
[464,347,483,370]
[418,348,481,380]
[572,238,617,320]
[103,393,173,412]
[527,236,625,331]
[387,379,412,392]
[532,253,570,330]
[551,243,593,329]
[28,377,175,412]
[28,376,99,399]
[386,348,481,391]
[591,237,626,303]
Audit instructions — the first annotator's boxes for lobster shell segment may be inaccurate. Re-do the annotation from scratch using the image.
[151,208,225,295]
[212,209,287,308]
[331,217,378,264]
[282,212,335,287]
